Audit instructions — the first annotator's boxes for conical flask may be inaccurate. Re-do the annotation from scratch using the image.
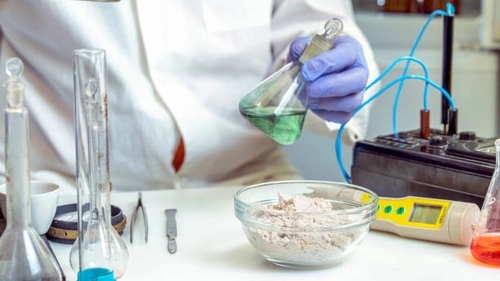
[470,138,500,266]
[238,18,343,145]
[70,49,129,280]
[0,58,62,281]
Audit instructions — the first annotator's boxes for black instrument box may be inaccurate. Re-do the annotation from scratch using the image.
[351,129,495,206]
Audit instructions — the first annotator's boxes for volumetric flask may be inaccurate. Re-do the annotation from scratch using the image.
[470,138,500,266]
[0,58,62,281]
[238,18,343,145]
[70,49,129,280]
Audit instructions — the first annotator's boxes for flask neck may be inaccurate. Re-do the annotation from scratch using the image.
[298,35,335,64]
[4,108,32,228]
[89,189,112,224]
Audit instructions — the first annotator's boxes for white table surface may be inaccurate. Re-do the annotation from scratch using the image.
[49,185,500,281]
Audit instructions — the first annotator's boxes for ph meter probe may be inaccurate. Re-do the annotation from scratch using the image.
[371,196,480,246]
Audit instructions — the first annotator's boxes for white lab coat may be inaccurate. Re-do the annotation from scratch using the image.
[0,0,379,194]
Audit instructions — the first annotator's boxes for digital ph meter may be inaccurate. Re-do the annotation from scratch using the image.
[371,196,480,246]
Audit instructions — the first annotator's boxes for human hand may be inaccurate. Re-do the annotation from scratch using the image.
[288,35,369,124]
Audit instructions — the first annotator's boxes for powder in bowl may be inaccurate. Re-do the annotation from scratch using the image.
[235,180,378,268]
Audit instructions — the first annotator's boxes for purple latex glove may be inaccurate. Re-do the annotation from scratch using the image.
[288,35,369,124]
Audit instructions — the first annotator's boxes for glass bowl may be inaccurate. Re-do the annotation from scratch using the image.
[234,180,378,269]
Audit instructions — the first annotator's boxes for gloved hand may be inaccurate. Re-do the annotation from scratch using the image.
[288,35,369,124]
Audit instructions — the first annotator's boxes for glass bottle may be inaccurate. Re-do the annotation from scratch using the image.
[0,58,62,280]
[470,138,500,266]
[70,49,129,280]
[238,18,343,145]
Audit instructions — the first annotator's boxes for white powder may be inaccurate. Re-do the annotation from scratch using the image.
[246,193,366,267]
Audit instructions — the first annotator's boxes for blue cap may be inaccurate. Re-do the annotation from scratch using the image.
[78,268,115,281]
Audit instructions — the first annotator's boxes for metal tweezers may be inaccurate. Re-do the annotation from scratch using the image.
[130,192,148,243]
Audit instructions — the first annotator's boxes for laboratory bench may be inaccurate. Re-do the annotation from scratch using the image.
[48,185,498,280]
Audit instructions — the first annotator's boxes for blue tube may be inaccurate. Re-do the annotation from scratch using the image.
[334,4,457,183]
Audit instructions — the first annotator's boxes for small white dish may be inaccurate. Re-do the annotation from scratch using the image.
[0,180,60,234]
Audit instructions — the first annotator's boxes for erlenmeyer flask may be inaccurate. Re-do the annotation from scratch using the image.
[70,49,129,280]
[239,18,343,145]
[0,58,62,280]
[470,138,500,266]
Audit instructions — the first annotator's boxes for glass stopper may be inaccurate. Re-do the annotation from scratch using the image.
[84,78,98,100]
[323,18,343,41]
[5,58,24,77]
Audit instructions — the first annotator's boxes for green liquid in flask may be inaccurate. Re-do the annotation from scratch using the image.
[240,106,306,145]
[238,18,343,146]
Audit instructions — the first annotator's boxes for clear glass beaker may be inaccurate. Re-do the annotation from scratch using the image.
[238,18,343,145]
[70,49,129,280]
[470,138,500,266]
[0,58,62,281]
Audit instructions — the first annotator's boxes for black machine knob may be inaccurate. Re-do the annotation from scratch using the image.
[459,131,476,141]
[427,136,447,154]
[429,136,447,147]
